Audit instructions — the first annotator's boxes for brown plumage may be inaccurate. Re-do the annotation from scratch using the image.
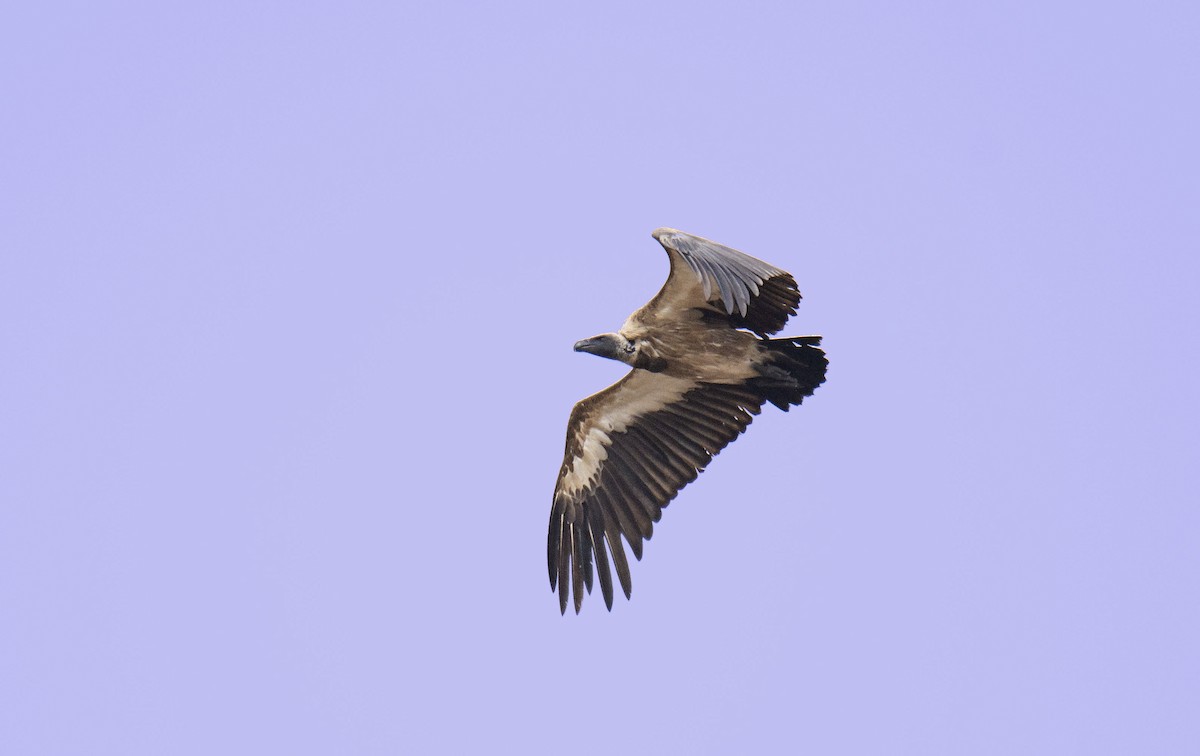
[549,228,827,613]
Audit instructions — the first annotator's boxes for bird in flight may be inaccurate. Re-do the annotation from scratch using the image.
[549,228,827,614]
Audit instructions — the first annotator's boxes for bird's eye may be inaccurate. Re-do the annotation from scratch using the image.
[624,340,636,354]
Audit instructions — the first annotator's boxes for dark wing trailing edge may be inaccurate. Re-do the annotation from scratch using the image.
[549,370,766,614]
[651,227,801,336]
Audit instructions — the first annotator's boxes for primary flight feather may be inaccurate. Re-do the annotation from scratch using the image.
[549,228,827,614]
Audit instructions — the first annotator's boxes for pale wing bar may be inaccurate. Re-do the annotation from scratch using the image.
[549,382,766,614]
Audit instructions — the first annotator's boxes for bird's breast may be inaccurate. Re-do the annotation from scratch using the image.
[638,327,762,383]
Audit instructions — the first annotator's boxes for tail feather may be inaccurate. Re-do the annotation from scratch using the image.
[751,336,828,411]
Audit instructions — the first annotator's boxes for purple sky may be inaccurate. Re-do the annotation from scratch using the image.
[3,2,1198,753]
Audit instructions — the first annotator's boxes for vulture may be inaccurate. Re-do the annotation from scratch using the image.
[549,228,828,614]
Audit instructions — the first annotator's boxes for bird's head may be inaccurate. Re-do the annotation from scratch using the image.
[574,333,667,372]
[573,333,635,364]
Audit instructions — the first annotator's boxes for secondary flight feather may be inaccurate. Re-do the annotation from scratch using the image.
[549,228,828,613]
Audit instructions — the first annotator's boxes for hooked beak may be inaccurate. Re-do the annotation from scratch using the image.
[573,336,607,355]
[573,334,623,363]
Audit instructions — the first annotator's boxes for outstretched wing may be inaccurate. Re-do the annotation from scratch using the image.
[549,369,766,614]
[644,228,801,336]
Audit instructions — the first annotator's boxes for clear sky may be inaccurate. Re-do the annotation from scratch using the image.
[3,2,1198,754]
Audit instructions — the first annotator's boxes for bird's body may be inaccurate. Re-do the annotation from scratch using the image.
[550,228,827,613]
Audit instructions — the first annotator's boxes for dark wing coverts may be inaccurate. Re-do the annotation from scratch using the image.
[650,227,801,336]
[549,370,765,614]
